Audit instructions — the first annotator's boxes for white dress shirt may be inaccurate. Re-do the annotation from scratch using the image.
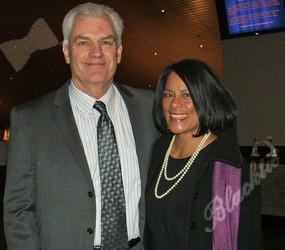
[69,82,141,246]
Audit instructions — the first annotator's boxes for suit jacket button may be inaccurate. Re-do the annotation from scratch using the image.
[190,222,197,229]
[88,191,93,197]
[87,228,93,234]
[193,192,198,199]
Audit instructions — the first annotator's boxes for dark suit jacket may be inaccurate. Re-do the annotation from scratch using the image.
[4,81,160,250]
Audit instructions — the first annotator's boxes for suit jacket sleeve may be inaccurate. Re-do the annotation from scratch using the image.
[4,107,39,249]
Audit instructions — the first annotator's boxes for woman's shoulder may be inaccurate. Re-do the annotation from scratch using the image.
[154,133,173,148]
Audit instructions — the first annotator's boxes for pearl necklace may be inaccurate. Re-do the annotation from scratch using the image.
[155,131,211,199]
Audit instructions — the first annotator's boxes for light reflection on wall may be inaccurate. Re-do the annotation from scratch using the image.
[4,128,10,141]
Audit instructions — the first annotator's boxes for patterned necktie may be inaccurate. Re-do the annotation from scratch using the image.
[93,101,128,250]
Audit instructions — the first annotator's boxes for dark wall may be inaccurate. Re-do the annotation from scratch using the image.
[223,32,285,146]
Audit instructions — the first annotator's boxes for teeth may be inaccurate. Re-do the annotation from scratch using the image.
[171,114,187,119]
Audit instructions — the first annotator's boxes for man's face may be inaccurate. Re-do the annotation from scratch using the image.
[63,16,122,94]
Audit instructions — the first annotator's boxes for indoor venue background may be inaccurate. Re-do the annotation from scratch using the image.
[0,0,284,249]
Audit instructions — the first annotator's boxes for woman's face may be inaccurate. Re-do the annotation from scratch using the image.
[162,71,200,136]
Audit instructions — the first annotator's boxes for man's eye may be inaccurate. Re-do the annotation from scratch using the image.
[78,41,88,45]
[100,40,113,46]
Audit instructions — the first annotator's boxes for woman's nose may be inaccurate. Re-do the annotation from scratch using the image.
[170,96,183,107]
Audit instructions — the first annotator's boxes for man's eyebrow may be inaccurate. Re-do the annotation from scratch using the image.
[99,35,116,41]
[74,35,116,41]
[74,35,90,41]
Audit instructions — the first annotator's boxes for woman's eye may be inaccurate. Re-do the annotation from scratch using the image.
[163,92,172,98]
[184,92,191,98]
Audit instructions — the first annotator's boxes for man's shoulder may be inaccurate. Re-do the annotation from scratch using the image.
[12,92,55,119]
[115,83,154,98]
[13,82,68,113]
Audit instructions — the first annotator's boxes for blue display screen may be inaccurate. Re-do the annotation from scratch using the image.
[224,0,285,35]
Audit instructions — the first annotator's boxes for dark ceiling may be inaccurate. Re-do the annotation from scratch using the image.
[0,0,222,127]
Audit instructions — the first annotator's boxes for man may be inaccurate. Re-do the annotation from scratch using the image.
[4,3,159,250]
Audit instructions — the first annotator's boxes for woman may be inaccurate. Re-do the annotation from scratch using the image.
[145,59,263,249]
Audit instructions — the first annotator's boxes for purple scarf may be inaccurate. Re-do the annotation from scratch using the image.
[212,161,241,250]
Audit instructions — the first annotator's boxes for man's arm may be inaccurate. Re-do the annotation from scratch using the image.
[4,107,39,250]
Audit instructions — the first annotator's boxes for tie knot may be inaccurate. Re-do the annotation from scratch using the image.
[93,101,107,114]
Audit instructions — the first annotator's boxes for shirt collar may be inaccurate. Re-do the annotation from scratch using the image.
[69,81,116,116]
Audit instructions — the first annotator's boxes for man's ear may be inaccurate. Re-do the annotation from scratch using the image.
[62,44,70,64]
[117,44,122,64]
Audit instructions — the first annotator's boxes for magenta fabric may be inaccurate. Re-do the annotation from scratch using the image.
[212,161,241,250]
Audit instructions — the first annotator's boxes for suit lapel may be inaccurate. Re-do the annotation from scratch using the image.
[51,82,150,187]
[52,82,93,185]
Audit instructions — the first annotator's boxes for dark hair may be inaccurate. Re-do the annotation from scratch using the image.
[153,58,237,136]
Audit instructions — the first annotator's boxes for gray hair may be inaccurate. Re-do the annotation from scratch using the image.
[62,2,124,46]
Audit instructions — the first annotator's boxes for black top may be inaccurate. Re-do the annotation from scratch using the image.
[145,137,215,250]
[145,127,263,250]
